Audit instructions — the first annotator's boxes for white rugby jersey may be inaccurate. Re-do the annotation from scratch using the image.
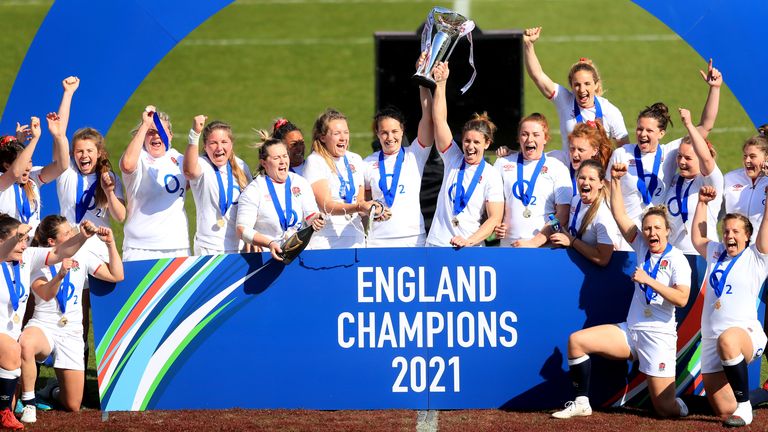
[121,148,189,251]
[237,172,319,242]
[426,143,503,247]
[551,84,628,150]
[626,236,691,334]
[701,242,768,339]
[494,152,572,245]
[364,139,431,240]
[723,169,768,244]
[190,157,251,253]
[606,139,682,224]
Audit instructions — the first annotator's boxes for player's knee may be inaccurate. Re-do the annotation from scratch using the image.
[716,332,742,359]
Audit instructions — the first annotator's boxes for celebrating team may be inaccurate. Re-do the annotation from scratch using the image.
[0,26,764,428]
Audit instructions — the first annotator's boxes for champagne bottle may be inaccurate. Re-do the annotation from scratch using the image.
[280,224,315,265]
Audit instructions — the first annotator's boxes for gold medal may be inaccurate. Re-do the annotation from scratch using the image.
[217,218,225,228]
[12,313,19,324]
[643,308,652,318]
[523,208,532,218]
[452,217,460,227]
[58,316,68,327]
[714,299,721,310]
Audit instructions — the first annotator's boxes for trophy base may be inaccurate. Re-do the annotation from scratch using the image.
[411,74,437,90]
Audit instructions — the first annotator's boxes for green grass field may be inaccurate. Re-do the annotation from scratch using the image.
[0,0,764,413]
[0,0,757,248]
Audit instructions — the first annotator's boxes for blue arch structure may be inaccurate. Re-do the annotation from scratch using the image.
[0,0,766,212]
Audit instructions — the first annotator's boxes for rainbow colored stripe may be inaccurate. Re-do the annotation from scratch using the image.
[95,255,263,411]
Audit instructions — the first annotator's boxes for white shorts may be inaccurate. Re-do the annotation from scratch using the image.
[193,244,240,256]
[26,322,84,371]
[366,234,426,248]
[617,322,677,378]
[701,324,768,374]
[122,247,190,262]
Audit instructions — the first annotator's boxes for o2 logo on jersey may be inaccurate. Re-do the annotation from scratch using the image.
[164,174,184,198]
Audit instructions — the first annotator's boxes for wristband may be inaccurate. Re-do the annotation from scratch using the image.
[188,128,201,146]
[241,227,256,245]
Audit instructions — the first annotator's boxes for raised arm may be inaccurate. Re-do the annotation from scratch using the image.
[38,112,70,183]
[696,59,722,138]
[120,106,155,175]
[0,224,32,261]
[431,62,453,153]
[522,27,557,99]
[691,185,715,256]
[0,117,41,192]
[56,76,79,135]
[757,185,768,254]
[47,221,96,264]
[183,115,207,180]
[92,227,124,283]
[609,163,638,242]
[680,108,716,175]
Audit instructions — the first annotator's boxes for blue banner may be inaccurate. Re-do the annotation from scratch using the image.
[89,248,755,411]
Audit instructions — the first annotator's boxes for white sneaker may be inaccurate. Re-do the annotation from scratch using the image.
[19,404,36,423]
[723,401,753,427]
[676,397,689,417]
[551,398,592,419]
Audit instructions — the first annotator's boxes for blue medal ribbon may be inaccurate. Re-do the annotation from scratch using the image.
[337,155,356,204]
[709,248,745,298]
[152,112,170,151]
[569,200,582,237]
[49,264,72,314]
[265,175,298,232]
[13,184,32,224]
[2,261,23,312]
[667,175,694,223]
[572,96,603,123]
[633,145,662,205]
[641,243,672,304]
[452,159,486,216]
[75,174,98,223]
[378,149,405,208]
[512,153,546,206]
[569,164,577,197]
[213,160,235,218]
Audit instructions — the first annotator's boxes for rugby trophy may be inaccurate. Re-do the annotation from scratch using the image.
[412,7,476,93]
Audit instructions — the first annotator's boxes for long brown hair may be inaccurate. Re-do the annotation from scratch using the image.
[72,127,113,208]
[0,139,37,209]
[201,121,249,190]
[575,160,607,239]
[312,108,348,173]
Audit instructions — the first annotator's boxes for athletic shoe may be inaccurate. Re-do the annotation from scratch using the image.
[551,398,592,419]
[749,384,768,406]
[0,408,24,430]
[35,400,52,411]
[13,400,21,416]
[19,405,35,423]
[675,397,688,417]
[723,401,753,428]
[36,378,59,402]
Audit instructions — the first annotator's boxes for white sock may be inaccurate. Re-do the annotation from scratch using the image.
[568,354,590,366]
[20,391,34,402]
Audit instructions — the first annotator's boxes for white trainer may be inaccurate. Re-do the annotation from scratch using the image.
[19,404,36,423]
[551,398,592,419]
[676,397,689,417]
[723,401,753,427]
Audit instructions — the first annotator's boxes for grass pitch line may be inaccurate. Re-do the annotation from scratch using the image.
[416,410,438,432]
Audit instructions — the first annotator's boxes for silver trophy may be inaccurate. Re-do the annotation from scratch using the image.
[412,7,476,92]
